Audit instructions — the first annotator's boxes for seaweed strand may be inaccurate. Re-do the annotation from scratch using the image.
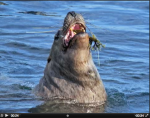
[87,26,105,51]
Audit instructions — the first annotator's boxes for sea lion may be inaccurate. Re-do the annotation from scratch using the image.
[34,11,107,106]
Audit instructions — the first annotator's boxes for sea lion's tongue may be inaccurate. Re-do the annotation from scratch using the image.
[64,29,74,46]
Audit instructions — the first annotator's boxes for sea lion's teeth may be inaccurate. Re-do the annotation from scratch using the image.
[82,29,85,32]
[70,27,73,31]
[80,27,85,32]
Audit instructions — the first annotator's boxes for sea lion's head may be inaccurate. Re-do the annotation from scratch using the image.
[36,11,107,104]
[48,11,91,70]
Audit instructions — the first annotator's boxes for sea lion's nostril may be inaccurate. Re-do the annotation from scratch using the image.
[69,11,76,17]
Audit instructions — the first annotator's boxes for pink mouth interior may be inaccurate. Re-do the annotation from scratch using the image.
[64,24,84,46]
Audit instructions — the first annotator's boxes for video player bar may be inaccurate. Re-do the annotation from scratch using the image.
[0,113,149,118]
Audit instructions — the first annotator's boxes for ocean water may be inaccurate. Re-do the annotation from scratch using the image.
[0,1,149,113]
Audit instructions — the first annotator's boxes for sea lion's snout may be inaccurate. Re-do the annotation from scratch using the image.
[62,11,87,50]
[63,11,86,35]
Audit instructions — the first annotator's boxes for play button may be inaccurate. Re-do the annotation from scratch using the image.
[5,114,8,117]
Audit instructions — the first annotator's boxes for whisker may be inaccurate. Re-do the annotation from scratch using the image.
[26,31,56,34]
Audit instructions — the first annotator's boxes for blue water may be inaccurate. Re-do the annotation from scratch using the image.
[0,1,149,113]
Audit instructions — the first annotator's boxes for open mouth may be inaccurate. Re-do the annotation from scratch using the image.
[63,23,86,47]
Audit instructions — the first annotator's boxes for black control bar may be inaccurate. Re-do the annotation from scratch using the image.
[0,113,149,118]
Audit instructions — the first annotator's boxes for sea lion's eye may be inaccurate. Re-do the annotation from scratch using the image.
[54,30,60,40]
[55,35,59,40]
[54,35,59,40]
